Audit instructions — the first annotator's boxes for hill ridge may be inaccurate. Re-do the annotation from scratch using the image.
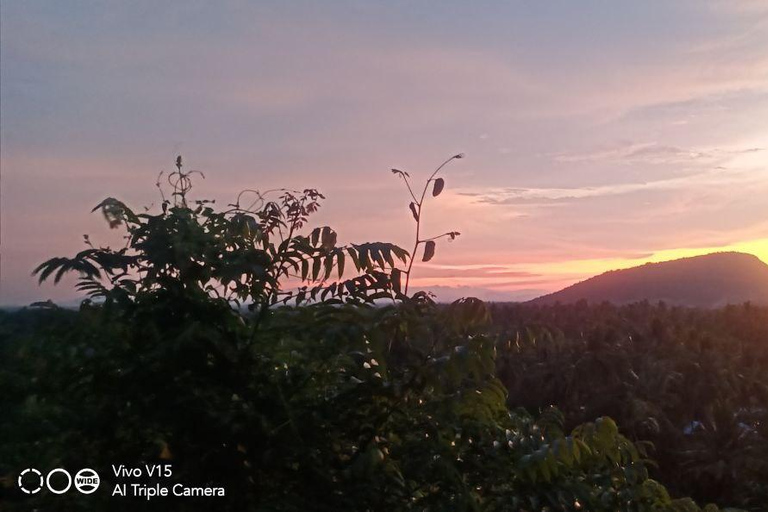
[530,251,768,308]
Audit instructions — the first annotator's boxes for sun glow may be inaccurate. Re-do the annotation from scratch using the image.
[409,237,768,300]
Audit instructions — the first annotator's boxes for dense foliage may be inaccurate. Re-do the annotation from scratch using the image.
[0,158,749,511]
[491,302,768,511]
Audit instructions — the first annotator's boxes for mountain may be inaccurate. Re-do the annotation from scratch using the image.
[530,252,768,308]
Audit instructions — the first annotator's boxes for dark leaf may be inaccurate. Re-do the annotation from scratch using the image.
[321,227,337,250]
[409,202,419,222]
[91,197,138,228]
[348,247,361,271]
[337,251,345,278]
[391,268,402,293]
[422,241,436,262]
[432,178,445,197]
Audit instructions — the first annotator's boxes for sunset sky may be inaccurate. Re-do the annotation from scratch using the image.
[2,1,768,305]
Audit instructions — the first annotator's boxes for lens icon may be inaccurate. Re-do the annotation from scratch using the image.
[18,468,44,495]
[46,468,72,495]
[74,468,100,494]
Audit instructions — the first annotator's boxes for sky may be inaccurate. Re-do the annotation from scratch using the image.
[1,0,768,305]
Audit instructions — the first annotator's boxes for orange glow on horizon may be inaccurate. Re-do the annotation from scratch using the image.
[409,237,768,299]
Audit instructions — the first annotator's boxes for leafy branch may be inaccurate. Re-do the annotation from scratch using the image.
[391,153,464,295]
[33,156,411,313]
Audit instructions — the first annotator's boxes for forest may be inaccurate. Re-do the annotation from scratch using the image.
[1,158,765,511]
